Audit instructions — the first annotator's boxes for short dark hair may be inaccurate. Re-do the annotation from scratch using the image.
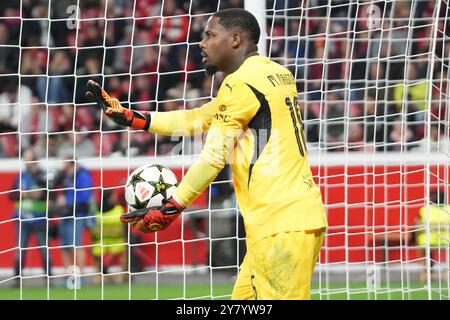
[213,8,260,44]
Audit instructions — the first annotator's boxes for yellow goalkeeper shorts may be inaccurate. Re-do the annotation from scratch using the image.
[231,228,325,300]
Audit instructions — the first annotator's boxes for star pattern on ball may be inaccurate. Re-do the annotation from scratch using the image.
[129,169,146,188]
[134,193,149,209]
[149,174,174,199]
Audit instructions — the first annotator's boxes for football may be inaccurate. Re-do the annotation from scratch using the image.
[124,164,179,211]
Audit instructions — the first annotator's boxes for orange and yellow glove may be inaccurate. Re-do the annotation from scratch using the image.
[120,197,184,233]
[86,80,151,130]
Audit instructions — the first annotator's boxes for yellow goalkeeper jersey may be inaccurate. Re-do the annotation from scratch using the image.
[150,55,328,244]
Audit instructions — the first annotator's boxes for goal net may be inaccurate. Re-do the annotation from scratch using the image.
[0,0,449,300]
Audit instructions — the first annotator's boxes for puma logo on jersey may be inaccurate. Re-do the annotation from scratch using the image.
[225,83,235,93]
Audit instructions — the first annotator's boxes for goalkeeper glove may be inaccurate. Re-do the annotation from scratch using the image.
[86,80,151,130]
[120,197,184,233]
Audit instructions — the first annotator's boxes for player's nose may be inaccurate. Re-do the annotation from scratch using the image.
[199,37,206,49]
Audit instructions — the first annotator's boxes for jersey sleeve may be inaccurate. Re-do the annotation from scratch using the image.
[173,76,259,207]
[148,99,217,136]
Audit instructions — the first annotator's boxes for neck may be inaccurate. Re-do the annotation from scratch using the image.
[223,50,259,75]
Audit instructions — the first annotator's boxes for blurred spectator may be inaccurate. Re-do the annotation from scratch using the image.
[366,63,387,106]
[350,31,369,101]
[75,132,97,159]
[53,155,96,284]
[411,122,450,153]
[189,7,209,43]
[49,0,77,48]
[156,91,185,155]
[10,147,52,283]
[43,50,74,104]
[0,2,21,45]
[392,62,428,114]
[113,24,133,73]
[130,73,154,111]
[77,54,103,77]
[91,189,127,284]
[28,103,54,158]
[75,55,105,103]
[135,0,161,21]
[159,0,189,44]
[387,116,415,151]
[77,22,105,66]
[0,76,34,147]
[56,104,75,132]
[322,92,345,151]
[52,132,97,159]
[0,22,19,74]
[21,1,50,47]
[105,76,129,103]
[306,45,324,101]
[20,47,46,98]
[362,97,379,150]
[110,131,148,157]
[431,69,448,122]
[390,2,410,54]
[132,46,159,85]
[47,134,65,158]
[347,120,364,151]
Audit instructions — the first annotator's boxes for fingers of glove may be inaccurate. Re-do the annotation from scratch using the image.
[143,211,180,229]
[108,98,122,109]
[87,80,115,109]
[86,91,94,100]
[120,210,147,223]
[143,210,163,224]
[104,106,123,116]
[105,107,114,115]
[86,90,104,106]
[87,80,107,99]
[135,220,163,233]
[86,81,110,112]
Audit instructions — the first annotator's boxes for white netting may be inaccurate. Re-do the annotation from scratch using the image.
[0,0,449,300]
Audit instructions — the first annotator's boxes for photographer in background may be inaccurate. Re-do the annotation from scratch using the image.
[51,154,95,286]
[10,147,52,284]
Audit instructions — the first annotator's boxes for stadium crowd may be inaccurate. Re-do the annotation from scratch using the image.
[0,0,449,159]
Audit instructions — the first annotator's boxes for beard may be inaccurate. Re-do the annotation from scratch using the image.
[204,63,218,75]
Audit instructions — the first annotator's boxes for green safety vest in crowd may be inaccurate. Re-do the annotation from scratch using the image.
[92,205,126,256]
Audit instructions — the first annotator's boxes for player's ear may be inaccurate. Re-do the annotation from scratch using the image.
[231,32,241,48]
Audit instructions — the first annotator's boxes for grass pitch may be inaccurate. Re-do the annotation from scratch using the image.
[0,281,447,300]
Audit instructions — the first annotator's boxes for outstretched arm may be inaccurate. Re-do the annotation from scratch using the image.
[120,76,260,233]
[86,80,216,136]
[149,100,216,136]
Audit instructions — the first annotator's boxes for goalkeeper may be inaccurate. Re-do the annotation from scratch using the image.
[87,8,327,300]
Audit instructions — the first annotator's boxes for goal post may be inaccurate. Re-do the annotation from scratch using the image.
[0,0,449,300]
[244,0,267,56]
